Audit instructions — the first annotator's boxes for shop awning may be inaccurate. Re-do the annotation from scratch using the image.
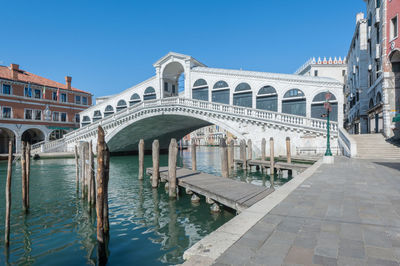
[393,114,400,122]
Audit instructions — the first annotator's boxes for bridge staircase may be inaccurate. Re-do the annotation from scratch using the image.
[352,134,400,160]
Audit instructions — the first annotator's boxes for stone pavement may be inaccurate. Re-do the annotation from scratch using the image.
[213,157,400,266]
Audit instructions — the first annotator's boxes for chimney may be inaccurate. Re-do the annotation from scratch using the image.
[10,64,19,80]
[65,76,72,90]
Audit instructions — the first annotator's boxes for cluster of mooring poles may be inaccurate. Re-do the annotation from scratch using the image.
[74,126,110,265]
[4,141,32,248]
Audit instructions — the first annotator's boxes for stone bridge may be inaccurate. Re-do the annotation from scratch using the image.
[33,52,344,157]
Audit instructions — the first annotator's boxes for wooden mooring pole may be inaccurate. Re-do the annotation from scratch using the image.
[21,141,27,212]
[261,138,266,161]
[152,139,160,188]
[168,139,178,198]
[247,139,253,161]
[88,140,96,205]
[96,126,110,264]
[240,139,247,169]
[5,141,13,246]
[74,145,79,192]
[220,139,229,178]
[270,137,275,176]
[26,143,31,209]
[286,137,291,164]
[138,139,144,180]
[227,139,234,170]
[191,139,197,171]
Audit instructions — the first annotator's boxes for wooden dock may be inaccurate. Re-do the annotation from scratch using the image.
[146,167,274,212]
[235,159,310,174]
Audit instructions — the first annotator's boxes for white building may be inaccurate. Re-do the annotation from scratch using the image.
[295,57,347,84]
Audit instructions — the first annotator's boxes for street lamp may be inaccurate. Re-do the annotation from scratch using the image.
[324,91,333,157]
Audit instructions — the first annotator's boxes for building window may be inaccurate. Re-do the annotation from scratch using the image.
[24,86,32,97]
[25,109,33,120]
[82,96,87,105]
[75,95,81,104]
[2,84,11,95]
[376,26,380,43]
[2,107,11,118]
[376,0,381,8]
[60,93,67,103]
[164,82,168,92]
[391,16,398,40]
[34,110,42,120]
[75,114,80,123]
[34,89,41,99]
[314,70,318,76]
[53,111,59,121]
[52,91,58,101]
[60,112,67,122]
[342,70,346,76]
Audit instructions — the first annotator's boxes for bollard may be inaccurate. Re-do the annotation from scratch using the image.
[286,137,291,164]
[5,141,13,246]
[74,145,79,192]
[21,141,27,212]
[261,138,266,161]
[228,140,234,170]
[138,139,145,180]
[247,139,252,161]
[168,139,178,198]
[152,140,160,188]
[270,137,275,176]
[220,138,229,178]
[191,139,197,171]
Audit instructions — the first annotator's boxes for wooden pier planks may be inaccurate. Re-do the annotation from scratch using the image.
[146,167,274,212]
[235,159,309,172]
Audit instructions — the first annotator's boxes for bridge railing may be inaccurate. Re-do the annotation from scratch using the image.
[38,96,338,153]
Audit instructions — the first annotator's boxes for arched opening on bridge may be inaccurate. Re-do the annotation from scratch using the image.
[311,92,338,121]
[192,79,208,101]
[390,49,400,136]
[49,129,67,141]
[0,128,16,154]
[129,93,141,106]
[104,105,114,117]
[233,83,252,108]
[82,116,91,126]
[116,100,128,112]
[162,62,184,98]
[282,89,306,117]
[21,128,45,145]
[256,86,278,111]
[143,87,156,101]
[93,110,102,122]
[212,80,230,104]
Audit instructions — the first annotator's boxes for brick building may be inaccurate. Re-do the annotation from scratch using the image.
[0,63,92,153]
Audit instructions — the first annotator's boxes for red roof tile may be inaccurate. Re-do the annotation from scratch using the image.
[0,65,91,94]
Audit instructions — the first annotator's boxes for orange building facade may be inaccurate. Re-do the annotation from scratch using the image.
[0,63,92,153]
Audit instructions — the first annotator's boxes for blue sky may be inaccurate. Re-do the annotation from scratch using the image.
[1,0,365,98]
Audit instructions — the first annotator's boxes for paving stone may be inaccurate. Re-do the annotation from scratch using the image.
[363,227,393,248]
[337,257,366,266]
[293,235,318,249]
[313,254,338,266]
[339,223,363,241]
[338,238,365,259]
[366,257,399,266]
[365,246,397,262]
[265,230,296,246]
[283,246,314,265]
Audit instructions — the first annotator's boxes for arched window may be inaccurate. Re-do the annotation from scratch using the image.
[311,92,338,121]
[116,100,127,111]
[233,83,252,108]
[93,110,102,122]
[104,105,114,117]
[369,98,375,109]
[192,79,208,101]
[82,115,91,126]
[212,80,230,104]
[129,93,141,106]
[282,89,306,116]
[144,87,156,101]
[376,92,382,104]
[256,86,277,111]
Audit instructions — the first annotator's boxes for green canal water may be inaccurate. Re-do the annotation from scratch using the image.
[0,146,291,265]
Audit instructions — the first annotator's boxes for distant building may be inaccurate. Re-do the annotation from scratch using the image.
[295,56,347,83]
[0,64,92,153]
[184,125,234,146]
[346,1,400,138]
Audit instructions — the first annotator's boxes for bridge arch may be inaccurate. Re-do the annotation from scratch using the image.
[82,115,91,126]
[21,128,45,145]
[311,91,338,121]
[0,127,16,153]
[129,93,141,106]
[93,110,102,122]
[282,88,306,117]
[192,79,208,101]
[104,105,114,117]
[256,85,278,111]
[233,83,252,108]
[116,100,128,112]
[162,62,184,98]
[212,80,230,104]
[144,87,157,101]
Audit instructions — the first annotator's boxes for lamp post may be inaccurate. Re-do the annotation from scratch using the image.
[324,92,333,157]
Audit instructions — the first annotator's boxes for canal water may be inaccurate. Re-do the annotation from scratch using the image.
[0,146,290,265]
